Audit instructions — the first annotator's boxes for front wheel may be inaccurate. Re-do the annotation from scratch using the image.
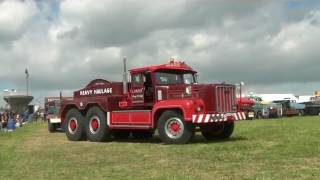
[157,110,194,144]
[201,122,234,141]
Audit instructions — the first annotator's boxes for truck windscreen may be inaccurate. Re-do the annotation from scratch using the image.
[155,71,195,85]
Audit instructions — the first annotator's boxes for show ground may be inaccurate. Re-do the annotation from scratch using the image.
[1,117,320,180]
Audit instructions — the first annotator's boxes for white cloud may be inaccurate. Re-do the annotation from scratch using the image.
[2,0,320,107]
[0,0,37,42]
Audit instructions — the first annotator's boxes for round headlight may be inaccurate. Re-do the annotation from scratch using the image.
[196,106,202,112]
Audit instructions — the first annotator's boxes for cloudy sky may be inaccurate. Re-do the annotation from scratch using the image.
[1,0,320,106]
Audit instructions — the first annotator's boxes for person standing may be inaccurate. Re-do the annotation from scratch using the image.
[7,112,16,131]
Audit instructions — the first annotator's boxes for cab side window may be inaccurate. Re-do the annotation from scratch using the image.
[131,73,142,87]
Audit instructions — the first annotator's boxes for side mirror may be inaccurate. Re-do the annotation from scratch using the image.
[195,74,199,83]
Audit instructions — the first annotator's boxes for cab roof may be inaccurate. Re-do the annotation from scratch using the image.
[129,59,196,74]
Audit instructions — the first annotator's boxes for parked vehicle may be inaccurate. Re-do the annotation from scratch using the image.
[237,97,255,120]
[273,99,305,116]
[261,102,283,118]
[58,58,246,144]
[45,97,62,132]
[248,96,282,119]
[303,96,320,115]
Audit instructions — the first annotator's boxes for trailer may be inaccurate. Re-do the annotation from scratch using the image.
[59,58,245,144]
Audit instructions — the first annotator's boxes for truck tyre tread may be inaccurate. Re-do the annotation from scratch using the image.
[48,122,56,133]
[201,122,234,140]
[65,108,86,141]
[85,106,111,142]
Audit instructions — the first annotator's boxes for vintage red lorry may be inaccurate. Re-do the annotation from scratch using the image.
[58,58,245,144]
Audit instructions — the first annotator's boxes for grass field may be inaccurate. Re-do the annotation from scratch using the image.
[1,116,320,180]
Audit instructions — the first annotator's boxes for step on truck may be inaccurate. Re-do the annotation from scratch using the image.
[59,58,246,144]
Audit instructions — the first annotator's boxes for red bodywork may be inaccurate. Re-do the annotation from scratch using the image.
[60,60,245,130]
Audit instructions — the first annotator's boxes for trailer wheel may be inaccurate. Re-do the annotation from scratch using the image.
[113,130,130,139]
[48,122,56,133]
[85,107,111,142]
[157,110,194,144]
[201,122,234,140]
[132,130,154,139]
[65,108,85,141]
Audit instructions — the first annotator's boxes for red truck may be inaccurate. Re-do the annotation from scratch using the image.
[59,58,245,144]
[236,97,255,120]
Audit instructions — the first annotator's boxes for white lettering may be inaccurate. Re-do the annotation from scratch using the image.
[80,88,112,96]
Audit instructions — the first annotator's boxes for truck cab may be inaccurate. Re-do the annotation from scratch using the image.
[125,60,198,108]
[60,58,245,144]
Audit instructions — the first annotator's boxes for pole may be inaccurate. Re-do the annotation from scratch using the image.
[25,68,29,96]
[26,76,29,96]
[239,83,242,111]
[123,57,128,94]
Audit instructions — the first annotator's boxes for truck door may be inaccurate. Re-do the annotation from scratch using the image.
[130,73,144,105]
[143,71,154,103]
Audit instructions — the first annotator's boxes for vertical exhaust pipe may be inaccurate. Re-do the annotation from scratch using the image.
[123,56,128,94]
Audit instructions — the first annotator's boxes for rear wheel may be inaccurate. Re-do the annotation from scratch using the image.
[157,110,194,144]
[48,122,56,133]
[65,108,85,141]
[201,122,234,140]
[85,107,111,142]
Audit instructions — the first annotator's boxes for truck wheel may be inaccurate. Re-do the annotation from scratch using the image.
[132,130,154,139]
[201,122,234,140]
[113,130,130,139]
[48,122,56,133]
[157,110,194,144]
[65,108,86,141]
[85,107,111,142]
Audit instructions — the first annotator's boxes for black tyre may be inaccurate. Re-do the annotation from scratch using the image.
[48,122,56,133]
[157,110,194,144]
[201,122,234,140]
[298,110,304,116]
[65,108,86,141]
[113,130,130,139]
[132,130,154,139]
[85,107,111,142]
[256,111,262,119]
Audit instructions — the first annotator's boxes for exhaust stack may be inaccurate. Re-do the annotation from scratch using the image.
[123,56,128,94]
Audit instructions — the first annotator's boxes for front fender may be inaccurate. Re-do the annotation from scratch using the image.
[152,99,197,121]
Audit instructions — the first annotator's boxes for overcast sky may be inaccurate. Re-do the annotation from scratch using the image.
[1,0,320,106]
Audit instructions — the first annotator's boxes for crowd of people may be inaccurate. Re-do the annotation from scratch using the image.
[0,111,30,132]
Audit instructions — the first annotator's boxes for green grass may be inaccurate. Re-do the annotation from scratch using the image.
[1,117,320,180]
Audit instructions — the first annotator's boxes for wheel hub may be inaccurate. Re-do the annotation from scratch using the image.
[89,116,100,134]
[91,119,99,131]
[68,118,78,134]
[165,117,184,139]
[170,123,181,133]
